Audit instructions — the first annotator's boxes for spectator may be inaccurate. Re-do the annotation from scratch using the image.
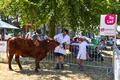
[70,38,73,44]
[47,35,52,40]
[39,34,46,41]
[89,39,98,61]
[109,37,114,46]
[72,38,79,58]
[25,34,29,40]
[69,38,73,52]
[90,39,98,49]
[32,31,39,40]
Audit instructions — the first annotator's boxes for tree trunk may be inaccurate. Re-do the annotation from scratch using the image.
[1,13,3,21]
[1,29,4,40]
[61,25,63,33]
[50,20,55,38]
[1,13,4,40]
[56,25,59,34]
[43,24,46,34]
[47,23,50,35]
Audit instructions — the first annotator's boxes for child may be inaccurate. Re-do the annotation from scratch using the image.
[76,38,93,71]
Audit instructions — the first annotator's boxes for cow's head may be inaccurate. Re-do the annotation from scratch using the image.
[45,39,60,50]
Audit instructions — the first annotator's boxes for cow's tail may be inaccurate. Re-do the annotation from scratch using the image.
[3,37,11,63]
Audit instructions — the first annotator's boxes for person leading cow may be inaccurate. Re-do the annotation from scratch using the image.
[54,29,70,70]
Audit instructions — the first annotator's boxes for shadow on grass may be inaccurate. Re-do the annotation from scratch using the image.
[12,62,114,80]
[0,60,114,80]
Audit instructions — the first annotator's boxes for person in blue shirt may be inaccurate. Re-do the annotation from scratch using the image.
[39,34,46,41]
[72,38,79,58]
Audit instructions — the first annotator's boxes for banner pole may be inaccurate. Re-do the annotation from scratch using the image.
[113,15,117,79]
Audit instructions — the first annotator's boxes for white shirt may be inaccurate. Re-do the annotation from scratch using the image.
[54,33,70,54]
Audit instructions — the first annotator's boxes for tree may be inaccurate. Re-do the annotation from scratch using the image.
[0,0,119,37]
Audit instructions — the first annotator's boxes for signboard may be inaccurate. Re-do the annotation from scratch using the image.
[100,15,117,36]
[0,41,7,53]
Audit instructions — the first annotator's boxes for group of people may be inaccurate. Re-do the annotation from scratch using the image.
[25,29,96,71]
[25,31,46,41]
[53,29,94,71]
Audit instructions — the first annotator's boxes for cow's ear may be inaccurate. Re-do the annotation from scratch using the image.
[47,40,49,42]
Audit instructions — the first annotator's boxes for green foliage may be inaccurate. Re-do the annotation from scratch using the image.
[0,0,119,36]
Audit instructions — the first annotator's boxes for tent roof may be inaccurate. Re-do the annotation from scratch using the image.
[0,20,19,29]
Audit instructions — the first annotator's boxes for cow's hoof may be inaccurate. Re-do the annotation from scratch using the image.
[9,68,13,71]
[20,68,23,70]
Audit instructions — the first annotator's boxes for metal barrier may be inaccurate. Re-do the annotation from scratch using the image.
[18,44,114,75]
[0,41,7,61]
[60,45,113,75]
[0,41,119,79]
[0,53,4,60]
[114,47,120,80]
[19,50,56,65]
[1,40,119,78]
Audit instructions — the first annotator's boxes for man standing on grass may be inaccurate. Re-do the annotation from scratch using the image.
[54,29,70,70]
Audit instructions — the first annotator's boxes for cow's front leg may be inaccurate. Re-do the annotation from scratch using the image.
[15,55,22,70]
[35,58,39,72]
[38,61,40,69]
[9,54,14,70]
[38,65,40,69]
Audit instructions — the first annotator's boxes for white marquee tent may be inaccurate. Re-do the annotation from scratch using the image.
[0,20,19,29]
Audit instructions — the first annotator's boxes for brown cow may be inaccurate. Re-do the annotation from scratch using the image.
[7,37,60,72]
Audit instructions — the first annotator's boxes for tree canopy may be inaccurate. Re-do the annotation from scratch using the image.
[0,0,119,37]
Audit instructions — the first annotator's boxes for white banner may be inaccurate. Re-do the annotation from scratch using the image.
[100,15,117,36]
[0,41,7,53]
